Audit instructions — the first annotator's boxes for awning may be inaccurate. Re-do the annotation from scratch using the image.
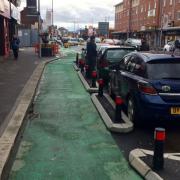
[112,31,127,34]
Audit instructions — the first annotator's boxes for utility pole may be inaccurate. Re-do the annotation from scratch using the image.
[128,0,132,38]
[74,20,76,37]
[159,0,163,48]
[38,0,41,57]
[52,0,54,26]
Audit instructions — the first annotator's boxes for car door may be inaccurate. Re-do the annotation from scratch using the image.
[118,55,142,100]
[113,55,132,96]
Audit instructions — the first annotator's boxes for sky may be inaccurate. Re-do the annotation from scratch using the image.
[20,0,122,30]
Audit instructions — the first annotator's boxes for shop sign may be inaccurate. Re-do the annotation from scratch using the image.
[165,30,180,35]
[11,3,20,24]
[0,0,10,18]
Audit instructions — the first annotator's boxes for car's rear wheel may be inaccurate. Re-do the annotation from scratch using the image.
[108,80,115,99]
[108,82,112,96]
[127,97,139,124]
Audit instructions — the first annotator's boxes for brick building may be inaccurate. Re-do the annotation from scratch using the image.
[114,0,180,48]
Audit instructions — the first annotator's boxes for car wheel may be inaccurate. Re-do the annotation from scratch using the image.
[127,97,138,123]
[108,82,113,97]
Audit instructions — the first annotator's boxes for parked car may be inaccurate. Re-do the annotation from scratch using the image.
[56,37,63,46]
[102,39,115,45]
[68,38,79,46]
[163,41,175,52]
[97,46,136,86]
[109,52,180,124]
[113,39,124,45]
[124,38,149,51]
[95,37,101,43]
[62,37,70,48]
[78,38,85,45]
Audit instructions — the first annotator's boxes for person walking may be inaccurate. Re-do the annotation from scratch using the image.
[11,35,20,59]
[86,36,97,78]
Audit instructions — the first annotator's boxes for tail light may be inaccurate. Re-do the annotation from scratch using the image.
[92,71,97,78]
[138,81,157,95]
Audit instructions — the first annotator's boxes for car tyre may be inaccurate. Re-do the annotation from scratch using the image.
[127,97,139,125]
[108,81,115,99]
[108,82,112,96]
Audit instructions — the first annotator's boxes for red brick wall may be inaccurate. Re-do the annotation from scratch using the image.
[115,0,180,32]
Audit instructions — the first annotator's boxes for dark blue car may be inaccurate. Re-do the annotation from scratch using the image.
[109,52,180,123]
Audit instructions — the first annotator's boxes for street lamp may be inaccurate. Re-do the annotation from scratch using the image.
[38,0,41,57]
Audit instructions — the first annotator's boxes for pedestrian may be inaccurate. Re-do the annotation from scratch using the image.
[86,36,97,78]
[11,35,20,59]
[173,39,180,56]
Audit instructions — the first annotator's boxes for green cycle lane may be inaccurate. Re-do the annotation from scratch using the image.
[10,48,142,180]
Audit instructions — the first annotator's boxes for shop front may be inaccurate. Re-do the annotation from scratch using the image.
[163,27,180,44]
[0,0,10,56]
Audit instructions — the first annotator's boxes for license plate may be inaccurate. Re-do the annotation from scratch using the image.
[171,107,180,115]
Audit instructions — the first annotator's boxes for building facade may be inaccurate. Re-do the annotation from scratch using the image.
[0,0,10,56]
[20,0,38,29]
[0,0,20,56]
[0,0,21,56]
[114,0,180,48]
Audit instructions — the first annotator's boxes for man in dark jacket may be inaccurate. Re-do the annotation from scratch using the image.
[86,36,97,78]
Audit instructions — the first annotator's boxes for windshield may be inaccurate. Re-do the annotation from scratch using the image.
[106,49,134,61]
[147,61,180,79]
[95,38,101,43]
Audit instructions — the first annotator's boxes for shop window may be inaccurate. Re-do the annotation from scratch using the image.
[177,11,180,20]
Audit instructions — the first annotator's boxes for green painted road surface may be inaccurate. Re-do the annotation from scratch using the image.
[10,48,142,180]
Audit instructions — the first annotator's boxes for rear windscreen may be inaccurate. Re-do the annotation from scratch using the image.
[106,49,134,60]
[147,60,180,79]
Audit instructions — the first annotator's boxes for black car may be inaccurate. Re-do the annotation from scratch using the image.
[109,52,180,123]
[97,46,136,86]
[124,38,149,51]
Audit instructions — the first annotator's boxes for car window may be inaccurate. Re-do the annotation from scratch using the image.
[131,57,147,77]
[126,56,136,72]
[119,55,131,70]
[105,49,134,61]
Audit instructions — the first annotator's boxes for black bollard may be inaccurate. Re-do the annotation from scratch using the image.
[85,65,89,78]
[115,96,123,122]
[91,71,97,88]
[98,79,104,97]
[153,128,165,171]
[76,53,79,65]
[79,60,85,73]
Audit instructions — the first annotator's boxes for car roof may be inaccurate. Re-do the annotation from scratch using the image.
[127,52,180,62]
[105,46,135,50]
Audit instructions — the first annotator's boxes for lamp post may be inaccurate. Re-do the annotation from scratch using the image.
[38,0,41,57]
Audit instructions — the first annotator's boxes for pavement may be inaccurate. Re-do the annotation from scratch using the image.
[9,49,141,180]
[0,48,58,136]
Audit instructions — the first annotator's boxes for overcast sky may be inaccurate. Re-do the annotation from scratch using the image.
[20,0,122,30]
